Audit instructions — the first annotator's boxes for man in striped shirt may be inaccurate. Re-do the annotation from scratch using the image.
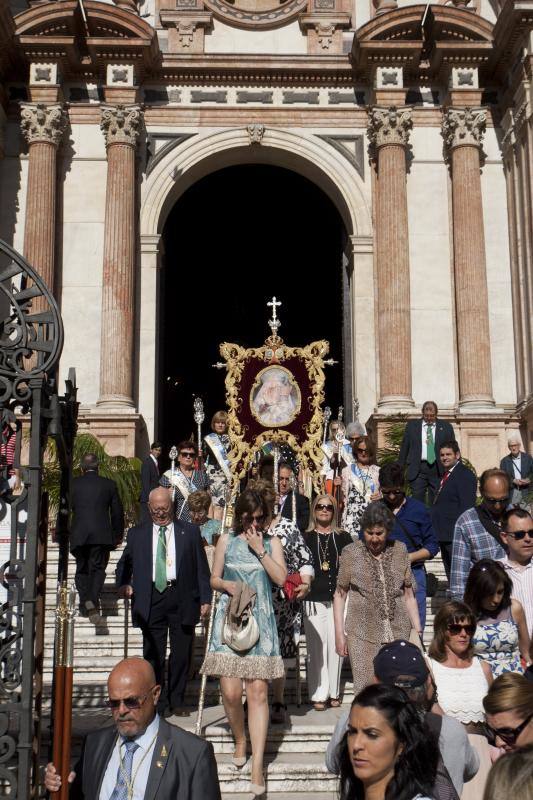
[499,507,533,636]
[450,469,509,599]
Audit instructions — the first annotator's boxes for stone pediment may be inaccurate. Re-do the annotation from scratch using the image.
[352,4,494,81]
[14,0,160,78]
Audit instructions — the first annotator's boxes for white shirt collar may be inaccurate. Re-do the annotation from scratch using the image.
[150,454,158,465]
[120,712,160,750]
[499,555,532,570]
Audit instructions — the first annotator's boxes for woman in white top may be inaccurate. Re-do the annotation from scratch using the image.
[428,600,493,800]
[337,684,438,800]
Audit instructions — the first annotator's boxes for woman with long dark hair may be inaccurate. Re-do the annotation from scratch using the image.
[337,684,438,800]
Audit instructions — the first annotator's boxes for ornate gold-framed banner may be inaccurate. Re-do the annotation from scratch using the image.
[219,298,330,491]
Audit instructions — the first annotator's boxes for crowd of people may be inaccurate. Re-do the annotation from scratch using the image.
[57,402,533,799]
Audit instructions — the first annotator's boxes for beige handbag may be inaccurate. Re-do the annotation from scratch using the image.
[222,582,260,653]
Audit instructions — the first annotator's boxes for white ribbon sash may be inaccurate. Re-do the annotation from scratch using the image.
[347,463,376,500]
[164,469,192,501]
[204,433,232,481]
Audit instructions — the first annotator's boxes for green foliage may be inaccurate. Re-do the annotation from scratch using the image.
[42,432,141,525]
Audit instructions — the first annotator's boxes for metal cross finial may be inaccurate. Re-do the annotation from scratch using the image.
[267,297,282,338]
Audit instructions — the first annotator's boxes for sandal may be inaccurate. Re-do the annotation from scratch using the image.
[330,698,341,708]
[313,701,327,711]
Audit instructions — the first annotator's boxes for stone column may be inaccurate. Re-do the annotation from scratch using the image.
[20,103,66,297]
[442,107,494,408]
[368,106,414,408]
[98,105,141,408]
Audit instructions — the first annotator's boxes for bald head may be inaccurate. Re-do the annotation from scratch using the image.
[108,657,156,692]
[107,658,160,737]
[148,487,173,526]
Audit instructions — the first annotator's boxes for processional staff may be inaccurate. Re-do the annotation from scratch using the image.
[51,583,76,800]
[169,445,178,503]
[193,397,205,468]
[323,406,331,445]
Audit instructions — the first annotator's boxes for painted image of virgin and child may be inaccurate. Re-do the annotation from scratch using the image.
[251,367,300,427]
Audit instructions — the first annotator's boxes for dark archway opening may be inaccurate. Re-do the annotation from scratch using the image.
[159,164,347,451]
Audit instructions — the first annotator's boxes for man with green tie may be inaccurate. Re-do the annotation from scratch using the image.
[116,488,211,716]
[399,401,455,505]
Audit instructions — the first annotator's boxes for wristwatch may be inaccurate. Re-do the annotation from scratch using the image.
[257,550,267,561]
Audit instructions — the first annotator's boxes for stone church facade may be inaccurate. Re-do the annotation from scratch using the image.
[0,0,532,467]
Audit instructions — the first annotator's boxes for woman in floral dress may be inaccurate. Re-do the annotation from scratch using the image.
[204,410,231,520]
[339,436,381,539]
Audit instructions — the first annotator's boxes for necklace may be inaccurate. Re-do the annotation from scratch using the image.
[317,531,331,572]
[118,731,158,800]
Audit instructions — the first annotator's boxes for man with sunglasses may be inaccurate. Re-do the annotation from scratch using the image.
[450,468,510,599]
[116,488,211,717]
[499,507,533,637]
[44,657,221,799]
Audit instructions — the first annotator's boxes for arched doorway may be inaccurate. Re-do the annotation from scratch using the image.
[159,164,348,446]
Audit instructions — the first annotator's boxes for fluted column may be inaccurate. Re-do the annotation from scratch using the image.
[442,108,494,408]
[368,107,414,408]
[98,105,141,407]
[20,103,66,298]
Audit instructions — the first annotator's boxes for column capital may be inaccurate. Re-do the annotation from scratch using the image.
[100,105,142,148]
[20,102,66,146]
[367,106,412,150]
[442,106,486,152]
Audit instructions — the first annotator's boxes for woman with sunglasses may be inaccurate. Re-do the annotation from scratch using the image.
[483,672,533,755]
[201,488,287,797]
[160,440,210,522]
[334,502,421,696]
[303,494,352,710]
[428,600,493,800]
[340,435,381,539]
[464,559,530,676]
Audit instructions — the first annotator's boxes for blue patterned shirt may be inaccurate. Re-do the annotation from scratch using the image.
[450,507,505,599]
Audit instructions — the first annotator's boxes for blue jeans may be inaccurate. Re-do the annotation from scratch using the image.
[412,565,427,630]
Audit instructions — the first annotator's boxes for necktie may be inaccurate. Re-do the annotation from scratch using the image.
[440,470,451,489]
[110,740,139,800]
[426,425,436,465]
[154,525,168,592]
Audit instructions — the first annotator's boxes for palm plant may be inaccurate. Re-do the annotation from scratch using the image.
[42,432,141,525]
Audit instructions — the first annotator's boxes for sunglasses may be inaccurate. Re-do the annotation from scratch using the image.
[484,496,509,505]
[244,513,265,523]
[316,503,334,511]
[356,448,368,454]
[484,713,533,745]
[180,452,195,458]
[106,687,156,710]
[506,529,533,541]
[447,623,476,636]
[381,489,404,497]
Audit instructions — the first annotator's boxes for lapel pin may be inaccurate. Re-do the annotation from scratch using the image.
[156,760,163,768]
[161,745,168,757]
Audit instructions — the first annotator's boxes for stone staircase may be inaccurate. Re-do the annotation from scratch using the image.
[42,540,449,795]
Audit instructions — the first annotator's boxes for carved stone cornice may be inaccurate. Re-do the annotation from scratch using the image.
[367,106,412,150]
[101,105,142,148]
[442,107,486,152]
[20,102,67,146]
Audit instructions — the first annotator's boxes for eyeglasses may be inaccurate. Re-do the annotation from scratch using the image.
[506,529,533,541]
[447,623,476,636]
[484,713,533,745]
[381,489,404,497]
[180,451,195,458]
[316,503,334,511]
[244,513,265,524]
[356,448,368,454]
[484,495,509,505]
[106,687,156,710]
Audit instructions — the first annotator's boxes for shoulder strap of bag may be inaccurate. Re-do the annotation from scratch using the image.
[475,506,506,550]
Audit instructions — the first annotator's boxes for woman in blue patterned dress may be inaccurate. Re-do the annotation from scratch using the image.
[465,559,531,677]
[201,488,287,796]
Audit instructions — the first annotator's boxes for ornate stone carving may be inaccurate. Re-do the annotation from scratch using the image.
[178,21,196,47]
[20,103,66,146]
[100,105,142,148]
[247,123,265,144]
[442,107,486,151]
[316,22,334,50]
[367,106,412,150]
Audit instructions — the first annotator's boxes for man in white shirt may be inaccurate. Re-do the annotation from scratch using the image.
[500,434,533,506]
[44,657,221,800]
[499,507,533,636]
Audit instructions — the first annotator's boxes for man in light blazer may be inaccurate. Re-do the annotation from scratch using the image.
[44,657,221,800]
[431,440,478,579]
[116,488,211,715]
[398,401,455,505]
[500,433,533,506]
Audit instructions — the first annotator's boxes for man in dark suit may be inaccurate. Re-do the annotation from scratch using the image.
[70,453,124,622]
[278,461,310,531]
[44,657,221,800]
[140,441,162,523]
[431,440,478,580]
[116,487,211,715]
[398,400,455,505]
[500,434,533,505]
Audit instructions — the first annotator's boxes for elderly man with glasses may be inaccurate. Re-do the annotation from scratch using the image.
[44,657,221,800]
[450,469,510,600]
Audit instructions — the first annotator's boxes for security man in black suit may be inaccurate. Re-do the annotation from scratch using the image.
[278,460,310,531]
[116,487,211,716]
[140,441,162,523]
[431,440,477,579]
[70,453,124,621]
[398,400,455,505]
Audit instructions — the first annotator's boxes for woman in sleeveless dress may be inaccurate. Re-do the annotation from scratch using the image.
[464,559,531,676]
[427,600,493,800]
[339,436,381,539]
[201,489,287,796]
